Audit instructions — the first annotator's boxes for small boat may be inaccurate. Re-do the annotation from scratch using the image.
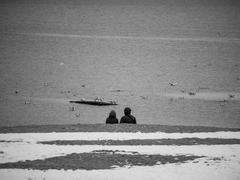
[69,99,117,106]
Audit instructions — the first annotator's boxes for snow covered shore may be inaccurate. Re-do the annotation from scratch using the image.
[0,131,240,179]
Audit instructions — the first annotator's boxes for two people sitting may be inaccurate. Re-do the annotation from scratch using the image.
[106,107,136,124]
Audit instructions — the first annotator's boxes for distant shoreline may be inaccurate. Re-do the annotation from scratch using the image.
[0,124,239,133]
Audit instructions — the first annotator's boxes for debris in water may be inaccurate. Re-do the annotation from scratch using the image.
[70,98,117,106]
[95,97,103,102]
[229,94,235,98]
[109,100,117,104]
[111,89,125,92]
[69,106,75,111]
[43,82,49,86]
[220,102,226,106]
[169,82,178,86]
[24,99,31,104]
[60,90,71,94]
[188,92,196,96]
[15,90,19,94]
[219,100,228,106]
[140,96,148,100]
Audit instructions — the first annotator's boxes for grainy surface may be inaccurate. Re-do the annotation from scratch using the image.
[0,152,203,170]
[0,0,240,127]
[0,124,239,133]
[39,138,240,146]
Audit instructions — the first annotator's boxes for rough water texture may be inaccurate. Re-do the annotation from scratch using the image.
[1,1,240,179]
[0,0,240,127]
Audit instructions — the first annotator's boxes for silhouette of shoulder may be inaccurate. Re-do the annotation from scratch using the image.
[120,115,136,124]
[106,117,118,124]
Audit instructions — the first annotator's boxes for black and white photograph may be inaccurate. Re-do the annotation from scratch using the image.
[0,0,240,179]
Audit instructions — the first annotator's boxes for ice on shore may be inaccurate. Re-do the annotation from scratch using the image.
[1,131,240,142]
[0,131,240,180]
[1,142,240,163]
[0,132,239,162]
[0,155,240,180]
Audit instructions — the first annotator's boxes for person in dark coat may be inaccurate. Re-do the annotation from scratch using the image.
[106,110,118,124]
[120,107,136,124]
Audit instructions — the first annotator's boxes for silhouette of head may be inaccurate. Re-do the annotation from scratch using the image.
[109,110,116,118]
[124,107,131,115]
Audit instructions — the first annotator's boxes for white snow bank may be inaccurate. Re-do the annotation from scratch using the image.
[1,131,240,163]
[1,141,240,163]
[1,132,240,180]
[1,131,240,142]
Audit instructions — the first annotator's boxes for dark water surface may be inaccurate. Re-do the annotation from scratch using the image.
[0,0,240,127]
